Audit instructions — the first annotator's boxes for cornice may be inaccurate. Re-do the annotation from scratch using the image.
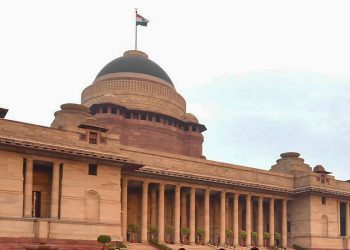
[0,135,142,169]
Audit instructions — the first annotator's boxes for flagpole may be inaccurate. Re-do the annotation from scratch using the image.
[135,8,138,50]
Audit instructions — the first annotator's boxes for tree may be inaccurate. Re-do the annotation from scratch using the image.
[251,231,258,246]
[225,229,233,245]
[165,225,174,243]
[181,227,190,244]
[196,228,205,244]
[263,232,270,246]
[148,225,158,241]
[127,223,141,242]
[239,230,247,246]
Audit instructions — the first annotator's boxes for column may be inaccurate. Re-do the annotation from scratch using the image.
[174,185,181,244]
[220,191,226,245]
[189,187,196,244]
[233,193,239,246]
[246,194,252,246]
[282,199,288,248]
[121,178,128,242]
[269,198,275,247]
[158,183,165,243]
[141,181,149,243]
[204,189,210,245]
[24,158,33,217]
[347,202,350,237]
[181,191,187,228]
[151,188,157,226]
[258,196,264,247]
[50,162,60,219]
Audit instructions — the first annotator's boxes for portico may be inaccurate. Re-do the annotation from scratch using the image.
[121,176,289,247]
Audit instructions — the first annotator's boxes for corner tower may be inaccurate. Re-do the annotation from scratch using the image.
[81,50,206,157]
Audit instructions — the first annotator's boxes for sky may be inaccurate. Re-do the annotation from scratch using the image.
[1,0,350,179]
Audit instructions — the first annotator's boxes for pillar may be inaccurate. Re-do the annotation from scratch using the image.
[189,187,196,244]
[282,199,288,248]
[141,181,149,243]
[233,193,239,246]
[269,197,275,247]
[50,162,60,219]
[220,191,226,245]
[151,188,157,226]
[346,202,350,238]
[246,194,252,246]
[24,158,33,217]
[121,178,128,242]
[174,185,181,244]
[158,183,165,243]
[258,196,264,247]
[204,189,210,245]
[181,191,187,228]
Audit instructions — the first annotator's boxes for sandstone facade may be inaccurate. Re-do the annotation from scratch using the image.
[0,50,349,250]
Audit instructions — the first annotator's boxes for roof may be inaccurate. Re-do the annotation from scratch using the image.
[95,50,173,85]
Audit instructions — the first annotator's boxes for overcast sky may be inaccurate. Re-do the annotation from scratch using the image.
[1,1,350,179]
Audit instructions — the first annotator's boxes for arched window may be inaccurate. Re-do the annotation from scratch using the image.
[85,190,101,221]
[321,215,328,237]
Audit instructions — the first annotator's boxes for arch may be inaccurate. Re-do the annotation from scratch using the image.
[85,190,101,221]
[178,248,186,250]
[321,215,328,237]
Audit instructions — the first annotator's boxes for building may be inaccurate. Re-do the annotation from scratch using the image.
[0,49,350,250]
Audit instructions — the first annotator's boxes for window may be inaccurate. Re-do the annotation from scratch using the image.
[88,164,98,176]
[340,202,347,236]
[89,132,98,144]
[287,221,291,233]
[141,113,147,120]
[102,106,108,113]
[126,112,131,119]
[111,106,117,114]
[322,197,327,204]
[321,175,326,184]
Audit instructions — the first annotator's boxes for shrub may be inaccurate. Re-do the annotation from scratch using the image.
[274,232,281,240]
[97,235,111,245]
[264,232,270,239]
[240,230,247,240]
[225,229,233,237]
[148,224,158,240]
[128,223,141,233]
[251,231,258,240]
[293,244,307,250]
[180,227,190,243]
[196,228,205,239]
[165,225,174,242]
[149,239,174,250]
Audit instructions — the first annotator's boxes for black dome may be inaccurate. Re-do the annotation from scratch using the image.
[95,50,173,85]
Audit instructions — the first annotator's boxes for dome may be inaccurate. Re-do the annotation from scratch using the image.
[95,50,173,85]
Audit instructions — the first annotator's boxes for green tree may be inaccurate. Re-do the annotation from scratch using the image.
[181,227,190,244]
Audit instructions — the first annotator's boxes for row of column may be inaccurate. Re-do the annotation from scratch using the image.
[23,158,60,219]
[121,179,288,247]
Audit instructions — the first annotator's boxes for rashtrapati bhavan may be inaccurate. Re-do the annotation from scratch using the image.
[1,49,350,250]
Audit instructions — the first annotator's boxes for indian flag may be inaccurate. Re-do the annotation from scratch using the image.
[136,13,149,26]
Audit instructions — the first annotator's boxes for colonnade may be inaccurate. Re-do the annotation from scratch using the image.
[121,178,289,247]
